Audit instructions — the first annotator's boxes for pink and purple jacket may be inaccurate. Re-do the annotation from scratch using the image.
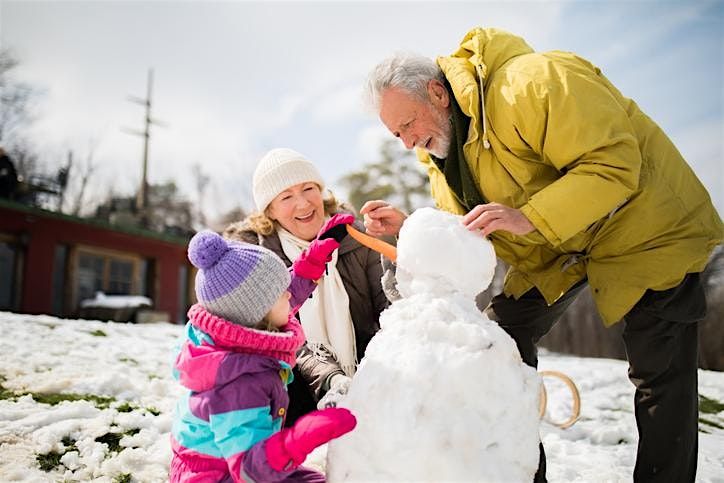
[169,272,325,483]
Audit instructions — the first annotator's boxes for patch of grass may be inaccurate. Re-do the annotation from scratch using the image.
[113,474,132,483]
[699,417,724,430]
[61,436,76,448]
[115,401,136,413]
[1,373,116,409]
[146,406,161,416]
[95,428,140,452]
[96,432,124,452]
[32,392,116,409]
[119,357,138,365]
[36,450,64,471]
[699,394,724,415]
[36,436,77,472]
[89,329,107,337]
[0,380,15,401]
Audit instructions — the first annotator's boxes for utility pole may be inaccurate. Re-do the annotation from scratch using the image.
[122,69,165,228]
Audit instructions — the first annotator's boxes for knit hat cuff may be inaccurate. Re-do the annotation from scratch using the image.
[188,304,305,365]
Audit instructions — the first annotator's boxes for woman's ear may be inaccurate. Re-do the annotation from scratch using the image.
[427,79,449,108]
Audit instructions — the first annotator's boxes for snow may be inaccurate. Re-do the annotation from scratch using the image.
[80,292,153,309]
[327,208,540,481]
[0,313,723,481]
[0,312,182,482]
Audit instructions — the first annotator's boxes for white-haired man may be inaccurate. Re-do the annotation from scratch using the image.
[361,27,722,483]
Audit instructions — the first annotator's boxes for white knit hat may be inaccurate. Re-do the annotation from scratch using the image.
[252,148,326,212]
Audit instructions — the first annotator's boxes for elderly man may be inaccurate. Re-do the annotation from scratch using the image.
[361,27,722,482]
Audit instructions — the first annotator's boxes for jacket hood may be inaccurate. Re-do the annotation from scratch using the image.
[444,28,534,84]
[435,28,534,150]
[174,337,283,392]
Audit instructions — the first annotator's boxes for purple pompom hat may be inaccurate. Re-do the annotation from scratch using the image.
[187,230,290,327]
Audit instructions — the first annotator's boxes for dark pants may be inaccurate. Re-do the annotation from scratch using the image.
[485,274,705,483]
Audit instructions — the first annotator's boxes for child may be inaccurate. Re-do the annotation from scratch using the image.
[170,214,357,482]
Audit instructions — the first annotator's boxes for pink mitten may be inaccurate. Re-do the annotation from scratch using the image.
[317,213,355,242]
[292,214,355,280]
[264,407,357,471]
[293,238,340,280]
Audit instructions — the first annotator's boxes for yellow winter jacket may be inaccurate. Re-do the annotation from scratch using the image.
[420,27,723,325]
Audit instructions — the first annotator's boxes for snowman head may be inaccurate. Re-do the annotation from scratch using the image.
[395,207,497,299]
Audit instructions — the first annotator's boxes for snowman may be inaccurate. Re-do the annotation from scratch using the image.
[326,207,541,482]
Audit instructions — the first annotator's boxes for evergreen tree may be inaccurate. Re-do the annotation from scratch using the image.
[339,139,430,213]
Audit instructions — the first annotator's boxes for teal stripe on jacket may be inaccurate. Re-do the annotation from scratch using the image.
[172,392,284,458]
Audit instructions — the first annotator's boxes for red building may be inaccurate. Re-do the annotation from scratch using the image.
[0,199,194,323]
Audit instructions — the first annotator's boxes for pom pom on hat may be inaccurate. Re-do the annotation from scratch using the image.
[253,148,325,212]
[188,231,228,269]
[187,230,291,327]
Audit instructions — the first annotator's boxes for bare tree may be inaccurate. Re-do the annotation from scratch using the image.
[0,49,38,157]
[68,142,98,216]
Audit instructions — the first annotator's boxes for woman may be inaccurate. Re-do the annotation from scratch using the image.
[224,147,388,425]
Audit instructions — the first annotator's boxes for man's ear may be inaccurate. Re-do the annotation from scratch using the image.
[427,79,449,108]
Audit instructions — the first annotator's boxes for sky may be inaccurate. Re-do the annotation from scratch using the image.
[1,0,722,223]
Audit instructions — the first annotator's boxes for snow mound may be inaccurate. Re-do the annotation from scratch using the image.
[326,208,540,482]
[396,207,496,299]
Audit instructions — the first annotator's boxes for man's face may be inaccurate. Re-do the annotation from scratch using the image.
[379,81,451,158]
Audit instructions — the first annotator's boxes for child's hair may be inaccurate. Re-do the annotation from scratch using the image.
[187,230,290,328]
[255,315,280,332]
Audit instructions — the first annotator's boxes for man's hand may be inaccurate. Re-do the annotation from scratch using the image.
[462,203,535,237]
[360,200,407,237]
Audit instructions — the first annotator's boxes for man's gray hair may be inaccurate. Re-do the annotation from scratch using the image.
[365,52,444,111]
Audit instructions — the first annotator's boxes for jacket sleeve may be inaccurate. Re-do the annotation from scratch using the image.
[295,343,346,399]
[498,60,642,247]
[287,267,318,314]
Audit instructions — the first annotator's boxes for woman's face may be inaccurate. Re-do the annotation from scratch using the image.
[268,182,325,241]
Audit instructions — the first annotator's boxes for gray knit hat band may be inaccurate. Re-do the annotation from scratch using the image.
[200,254,290,327]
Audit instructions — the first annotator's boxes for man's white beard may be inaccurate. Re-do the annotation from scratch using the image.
[428,114,452,159]
[429,134,451,159]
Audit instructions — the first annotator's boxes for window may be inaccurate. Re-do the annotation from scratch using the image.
[0,239,22,311]
[52,244,68,316]
[108,259,133,294]
[73,247,143,309]
[77,253,105,303]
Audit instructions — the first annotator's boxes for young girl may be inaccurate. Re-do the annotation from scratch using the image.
[170,214,357,482]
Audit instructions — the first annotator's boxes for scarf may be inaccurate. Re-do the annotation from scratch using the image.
[187,303,305,367]
[431,80,487,212]
[277,226,357,376]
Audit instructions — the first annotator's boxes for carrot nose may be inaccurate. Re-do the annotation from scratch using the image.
[346,225,397,262]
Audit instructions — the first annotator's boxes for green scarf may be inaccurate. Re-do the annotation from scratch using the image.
[430,82,486,212]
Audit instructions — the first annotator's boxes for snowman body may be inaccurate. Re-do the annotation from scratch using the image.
[326,208,540,482]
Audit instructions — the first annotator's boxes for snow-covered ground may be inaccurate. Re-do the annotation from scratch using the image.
[0,311,722,482]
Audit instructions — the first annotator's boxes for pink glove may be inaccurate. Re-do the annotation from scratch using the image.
[265,407,357,471]
[292,214,355,280]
